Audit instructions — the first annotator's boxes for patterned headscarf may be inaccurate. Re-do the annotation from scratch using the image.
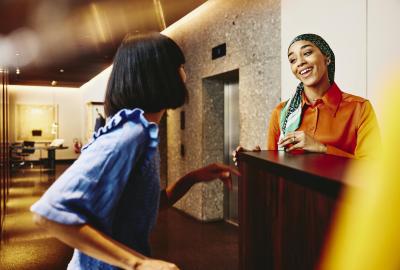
[278,34,335,148]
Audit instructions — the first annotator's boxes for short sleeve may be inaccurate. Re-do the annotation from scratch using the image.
[31,121,146,226]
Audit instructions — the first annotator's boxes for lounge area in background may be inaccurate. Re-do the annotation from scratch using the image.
[1,0,399,269]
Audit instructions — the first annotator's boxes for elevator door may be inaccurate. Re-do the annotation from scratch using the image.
[224,81,239,224]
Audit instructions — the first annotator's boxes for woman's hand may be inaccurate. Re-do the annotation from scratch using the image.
[232,145,261,166]
[162,164,241,209]
[190,163,241,190]
[136,259,179,270]
[278,131,327,153]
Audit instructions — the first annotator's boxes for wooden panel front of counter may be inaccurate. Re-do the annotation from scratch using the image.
[238,151,352,270]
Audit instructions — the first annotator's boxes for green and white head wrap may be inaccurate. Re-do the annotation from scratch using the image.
[278,33,335,149]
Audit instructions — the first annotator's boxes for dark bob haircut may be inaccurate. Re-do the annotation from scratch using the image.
[104,32,188,117]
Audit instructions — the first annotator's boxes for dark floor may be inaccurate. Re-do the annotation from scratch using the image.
[0,165,73,270]
[1,164,238,270]
[151,209,238,270]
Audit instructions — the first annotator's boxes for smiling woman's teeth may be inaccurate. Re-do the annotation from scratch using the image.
[300,68,311,75]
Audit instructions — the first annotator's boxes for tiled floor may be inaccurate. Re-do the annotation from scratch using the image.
[1,164,238,270]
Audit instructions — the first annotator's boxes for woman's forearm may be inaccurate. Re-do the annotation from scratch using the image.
[33,214,145,270]
[159,163,238,210]
[160,172,197,210]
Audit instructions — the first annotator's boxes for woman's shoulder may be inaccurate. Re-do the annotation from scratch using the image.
[83,108,158,152]
[341,91,369,104]
[339,90,375,116]
[272,101,287,114]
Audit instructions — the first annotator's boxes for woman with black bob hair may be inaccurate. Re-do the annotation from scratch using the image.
[30,32,239,270]
[104,32,188,116]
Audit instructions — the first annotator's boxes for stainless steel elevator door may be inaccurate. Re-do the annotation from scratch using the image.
[224,81,239,224]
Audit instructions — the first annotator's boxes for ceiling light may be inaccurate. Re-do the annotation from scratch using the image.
[16,68,20,74]
[59,69,64,73]
[51,80,57,86]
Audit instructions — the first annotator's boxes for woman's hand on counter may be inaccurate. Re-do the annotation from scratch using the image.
[278,131,327,153]
[232,145,261,166]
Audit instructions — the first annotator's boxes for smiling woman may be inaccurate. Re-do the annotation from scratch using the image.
[267,33,381,159]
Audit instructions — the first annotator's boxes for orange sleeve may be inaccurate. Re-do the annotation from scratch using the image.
[267,106,282,150]
[326,145,355,158]
[326,101,380,159]
[354,101,381,159]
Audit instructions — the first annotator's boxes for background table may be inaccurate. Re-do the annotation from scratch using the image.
[11,144,68,170]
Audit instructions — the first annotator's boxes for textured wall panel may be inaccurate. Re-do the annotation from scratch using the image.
[164,0,281,220]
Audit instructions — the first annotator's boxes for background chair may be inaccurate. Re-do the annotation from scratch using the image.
[16,141,36,168]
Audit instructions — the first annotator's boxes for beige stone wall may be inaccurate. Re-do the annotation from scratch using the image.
[163,0,281,220]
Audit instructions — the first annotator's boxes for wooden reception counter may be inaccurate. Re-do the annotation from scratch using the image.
[237,150,355,270]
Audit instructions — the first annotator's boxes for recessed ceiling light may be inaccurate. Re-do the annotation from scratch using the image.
[15,53,20,56]
[60,69,64,73]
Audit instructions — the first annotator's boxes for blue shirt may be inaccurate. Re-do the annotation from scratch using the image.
[31,108,160,270]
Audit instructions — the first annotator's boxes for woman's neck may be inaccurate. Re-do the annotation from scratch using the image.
[303,79,331,103]
[144,110,165,124]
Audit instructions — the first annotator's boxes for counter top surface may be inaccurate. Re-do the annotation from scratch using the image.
[239,150,363,189]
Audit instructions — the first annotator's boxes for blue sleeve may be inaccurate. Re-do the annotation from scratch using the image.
[30,125,145,225]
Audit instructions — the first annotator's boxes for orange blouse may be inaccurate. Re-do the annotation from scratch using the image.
[267,83,381,159]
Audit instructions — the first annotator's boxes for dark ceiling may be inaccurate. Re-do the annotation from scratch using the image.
[0,0,207,87]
